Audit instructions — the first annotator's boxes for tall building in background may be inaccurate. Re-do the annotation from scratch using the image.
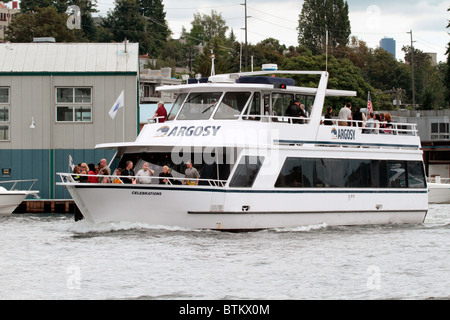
[380,37,396,59]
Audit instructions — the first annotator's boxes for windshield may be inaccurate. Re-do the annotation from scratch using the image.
[214,92,251,120]
[176,92,223,120]
[167,93,187,121]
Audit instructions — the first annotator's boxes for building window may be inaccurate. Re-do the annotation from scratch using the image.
[431,122,449,140]
[56,87,92,122]
[0,87,10,141]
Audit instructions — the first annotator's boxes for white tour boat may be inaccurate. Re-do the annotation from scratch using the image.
[427,177,450,204]
[58,70,428,230]
[0,180,39,215]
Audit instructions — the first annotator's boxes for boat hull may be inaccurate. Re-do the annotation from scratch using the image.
[428,183,450,204]
[0,192,37,215]
[66,184,428,230]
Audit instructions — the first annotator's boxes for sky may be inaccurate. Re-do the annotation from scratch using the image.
[95,0,449,63]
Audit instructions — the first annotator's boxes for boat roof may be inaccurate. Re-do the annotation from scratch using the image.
[156,70,356,97]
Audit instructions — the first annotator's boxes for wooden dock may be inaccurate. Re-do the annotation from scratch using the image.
[13,200,77,214]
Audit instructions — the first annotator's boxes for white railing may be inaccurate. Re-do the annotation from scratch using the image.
[427,177,450,184]
[0,179,38,191]
[58,173,227,188]
[321,119,418,136]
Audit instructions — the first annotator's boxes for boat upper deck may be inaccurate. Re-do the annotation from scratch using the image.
[97,71,421,152]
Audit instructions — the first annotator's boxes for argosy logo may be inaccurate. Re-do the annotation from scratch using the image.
[155,126,221,137]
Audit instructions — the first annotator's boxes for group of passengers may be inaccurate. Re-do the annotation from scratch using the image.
[71,158,201,185]
[324,103,395,134]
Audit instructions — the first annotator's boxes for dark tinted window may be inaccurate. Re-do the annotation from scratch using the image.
[275,158,425,189]
[230,156,264,187]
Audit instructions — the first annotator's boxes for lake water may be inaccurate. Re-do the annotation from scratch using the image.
[0,204,449,301]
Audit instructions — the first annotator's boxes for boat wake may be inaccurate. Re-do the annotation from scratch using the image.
[273,223,328,233]
[66,219,198,234]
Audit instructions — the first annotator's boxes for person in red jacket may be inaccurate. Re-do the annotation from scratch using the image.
[154,101,167,123]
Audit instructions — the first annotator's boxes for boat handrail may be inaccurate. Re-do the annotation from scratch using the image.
[322,119,418,136]
[151,114,417,136]
[57,173,227,188]
[0,179,38,191]
[427,177,450,184]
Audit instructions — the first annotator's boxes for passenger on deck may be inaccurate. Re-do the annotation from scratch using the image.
[98,168,111,183]
[384,113,394,134]
[363,112,376,134]
[323,107,334,126]
[286,99,305,124]
[79,163,89,182]
[159,166,173,185]
[72,165,82,182]
[121,161,135,184]
[136,162,154,184]
[352,106,366,127]
[98,158,111,175]
[153,101,168,123]
[184,161,200,186]
[338,103,352,126]
[87,163,98,183]
[112,168,123,184]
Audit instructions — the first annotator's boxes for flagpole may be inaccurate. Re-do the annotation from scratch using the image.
[123,93,125,142]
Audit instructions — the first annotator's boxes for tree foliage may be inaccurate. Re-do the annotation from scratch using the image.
[297,0,351,55]
[6,6,78,42]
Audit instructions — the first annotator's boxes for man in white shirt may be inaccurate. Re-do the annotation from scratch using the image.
[338,102,352,126]
[136,162,154,184]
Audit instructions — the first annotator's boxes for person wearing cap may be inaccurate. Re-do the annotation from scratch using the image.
[154,101,168,123]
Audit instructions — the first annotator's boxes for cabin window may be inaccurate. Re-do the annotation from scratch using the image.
[56,87,92,122]
[177,92,223,120]
[243,92,262,121]
[213,92,251,120]
[0,87,10,141]
[275,158,425,189]
[272,93,294,121]
[230,156,264,188]
[167,93,187,121]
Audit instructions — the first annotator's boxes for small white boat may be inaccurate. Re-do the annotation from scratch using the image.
[428,177,450,204]
[0,180,39,215]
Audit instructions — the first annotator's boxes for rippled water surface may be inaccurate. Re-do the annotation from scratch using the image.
[0,205,449,300]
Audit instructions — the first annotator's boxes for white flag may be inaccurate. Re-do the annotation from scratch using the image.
[68,154,75,172]
[109,90,124,119]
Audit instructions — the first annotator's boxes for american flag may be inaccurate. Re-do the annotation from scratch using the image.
[367,92,373,114]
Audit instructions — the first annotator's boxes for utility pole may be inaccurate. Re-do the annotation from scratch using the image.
[408,30,416,107]
[241,0,249,69]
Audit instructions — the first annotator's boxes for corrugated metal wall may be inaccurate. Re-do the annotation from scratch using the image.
[0,73,138,199]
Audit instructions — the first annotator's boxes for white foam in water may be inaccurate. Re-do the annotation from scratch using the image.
[274,223,328,233]
[66,219,196,234]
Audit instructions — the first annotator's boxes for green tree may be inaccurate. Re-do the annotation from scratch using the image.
[189,10,228,45]
[282,51,376,112]
[445,7,450,107]
[403,45,445,110]
[102,0,151,55]
[6,6,78,42]
[297,0,351,55]
[139,0,170,56]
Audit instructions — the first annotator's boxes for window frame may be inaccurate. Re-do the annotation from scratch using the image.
[0,87,10,142]
[55,87,93,123]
